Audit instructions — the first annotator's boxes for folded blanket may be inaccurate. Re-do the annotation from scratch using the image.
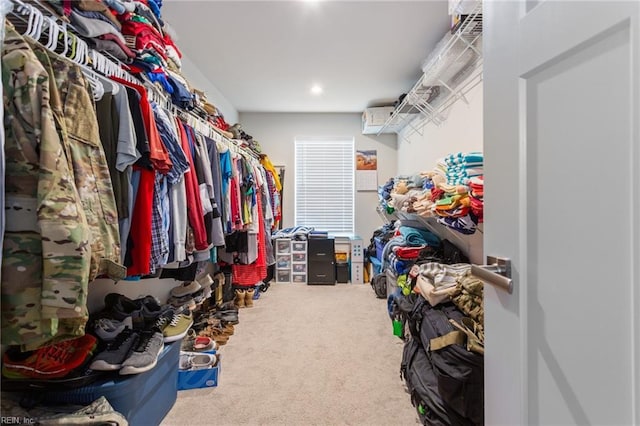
[415,262,471,307]
[393,245,426,260]
[446,152,484,165]
[437,214,478,235]
[435,205,470,218]
[399,226,440,247]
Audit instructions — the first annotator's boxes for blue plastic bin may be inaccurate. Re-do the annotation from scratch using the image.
[41,342,180,426]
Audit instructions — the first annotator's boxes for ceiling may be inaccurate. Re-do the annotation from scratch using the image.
[162,1,450,113]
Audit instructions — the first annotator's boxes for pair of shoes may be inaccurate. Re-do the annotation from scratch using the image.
[2,335,98,380]
[197,325,231,346]
[212,309,239,325]
[101,293,170,331]
[179,352,217,370]
[89,328,164,375]
[155,310,194,342]
[234,288,255,308]
[181,331,218,353]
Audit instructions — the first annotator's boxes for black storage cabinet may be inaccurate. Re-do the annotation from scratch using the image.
[307,238,336,285]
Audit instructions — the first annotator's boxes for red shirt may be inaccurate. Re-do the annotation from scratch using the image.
[176,119,209,251]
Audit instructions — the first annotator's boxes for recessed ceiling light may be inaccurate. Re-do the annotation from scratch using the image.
[311,84,323,95]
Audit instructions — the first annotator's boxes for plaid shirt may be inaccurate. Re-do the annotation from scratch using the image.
[149,173,170,273]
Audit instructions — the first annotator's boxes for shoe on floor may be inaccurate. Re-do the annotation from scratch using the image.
[2,335,97,380]
[90,328,139,371]
[181,332,218,352]
[244,288,255,308]
[235,289,246,308]
[119,331,164,375]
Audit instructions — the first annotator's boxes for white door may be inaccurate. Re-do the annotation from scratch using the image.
[483,1,639,425]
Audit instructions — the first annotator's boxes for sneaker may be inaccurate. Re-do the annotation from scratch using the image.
[34,396,127,426]
[167,294,197,311]
[161,311,194,343]
[89,329,139,371]
[119,331,164,375]
[193,336,217,352]
[213,310,239,325]
[2,335,97,380]
[179,352,217,370]
[102,293,143,326]
[94,317,133,341]
[154,307,176,332]
[170,280,201,298]
[182,332,218,353]
[136,295,167,327]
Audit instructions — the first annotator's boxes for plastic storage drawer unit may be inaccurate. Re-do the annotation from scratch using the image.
[40,342,180,426]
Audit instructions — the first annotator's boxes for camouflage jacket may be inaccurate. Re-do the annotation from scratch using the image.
[2,24,91,349]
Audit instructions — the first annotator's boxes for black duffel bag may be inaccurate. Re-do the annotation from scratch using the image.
[419,303,484,425]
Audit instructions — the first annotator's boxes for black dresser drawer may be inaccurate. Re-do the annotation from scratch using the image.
[308,238,335,260]
[307,262,335,284]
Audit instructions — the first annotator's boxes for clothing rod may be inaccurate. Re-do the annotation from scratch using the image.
[6,0,262,163]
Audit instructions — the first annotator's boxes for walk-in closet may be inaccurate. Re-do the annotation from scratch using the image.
[0,1,638,425]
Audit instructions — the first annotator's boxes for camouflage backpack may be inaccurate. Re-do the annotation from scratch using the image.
[449,273,484,354]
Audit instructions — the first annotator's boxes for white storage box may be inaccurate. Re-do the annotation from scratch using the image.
[362,106,395,134]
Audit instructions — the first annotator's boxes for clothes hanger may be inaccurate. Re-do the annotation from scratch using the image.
[28,5,44,41]
[59,22,69,57]
[44,16,60,51]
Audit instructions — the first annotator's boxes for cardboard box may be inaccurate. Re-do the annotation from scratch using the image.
[178,353,221,391]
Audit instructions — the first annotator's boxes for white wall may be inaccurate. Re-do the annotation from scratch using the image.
[181,56,239,125]
[239,112,397,241]
[396,83,484,264]
[397,82,483,174]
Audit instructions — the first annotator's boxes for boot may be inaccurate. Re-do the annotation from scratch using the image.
[245,288,255,308]
[235,289,246,308]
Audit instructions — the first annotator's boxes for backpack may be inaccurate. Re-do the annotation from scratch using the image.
[370,273,387,299]
[419,303,484,425]
[400,338,474,426]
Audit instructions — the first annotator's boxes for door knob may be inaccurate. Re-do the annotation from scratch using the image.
[471,256,513,294]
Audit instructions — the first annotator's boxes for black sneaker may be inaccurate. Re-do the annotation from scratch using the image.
[135,296,172,330]
[89,328,139,371]
[102,293,144,329]
[119,331,164,375]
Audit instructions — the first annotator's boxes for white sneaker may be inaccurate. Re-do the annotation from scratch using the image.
[179,352,217,370]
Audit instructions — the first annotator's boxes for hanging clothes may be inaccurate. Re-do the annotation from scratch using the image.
[37,45,125,282]
[176,119,208,251]
[232,191,268,286]
[2,25,92,349]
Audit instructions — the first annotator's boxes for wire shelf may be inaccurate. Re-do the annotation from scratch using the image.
[376,0,483,139]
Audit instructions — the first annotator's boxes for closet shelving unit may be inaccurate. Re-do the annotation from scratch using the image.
[376,0,483,141]
[376,206,483,264]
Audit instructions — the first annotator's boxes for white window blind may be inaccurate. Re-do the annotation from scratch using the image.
[295,137,355,233]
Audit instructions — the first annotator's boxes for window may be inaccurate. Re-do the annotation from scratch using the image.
[295,137,354,233]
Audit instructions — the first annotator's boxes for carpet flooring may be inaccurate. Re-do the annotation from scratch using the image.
[161,282,419,426]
